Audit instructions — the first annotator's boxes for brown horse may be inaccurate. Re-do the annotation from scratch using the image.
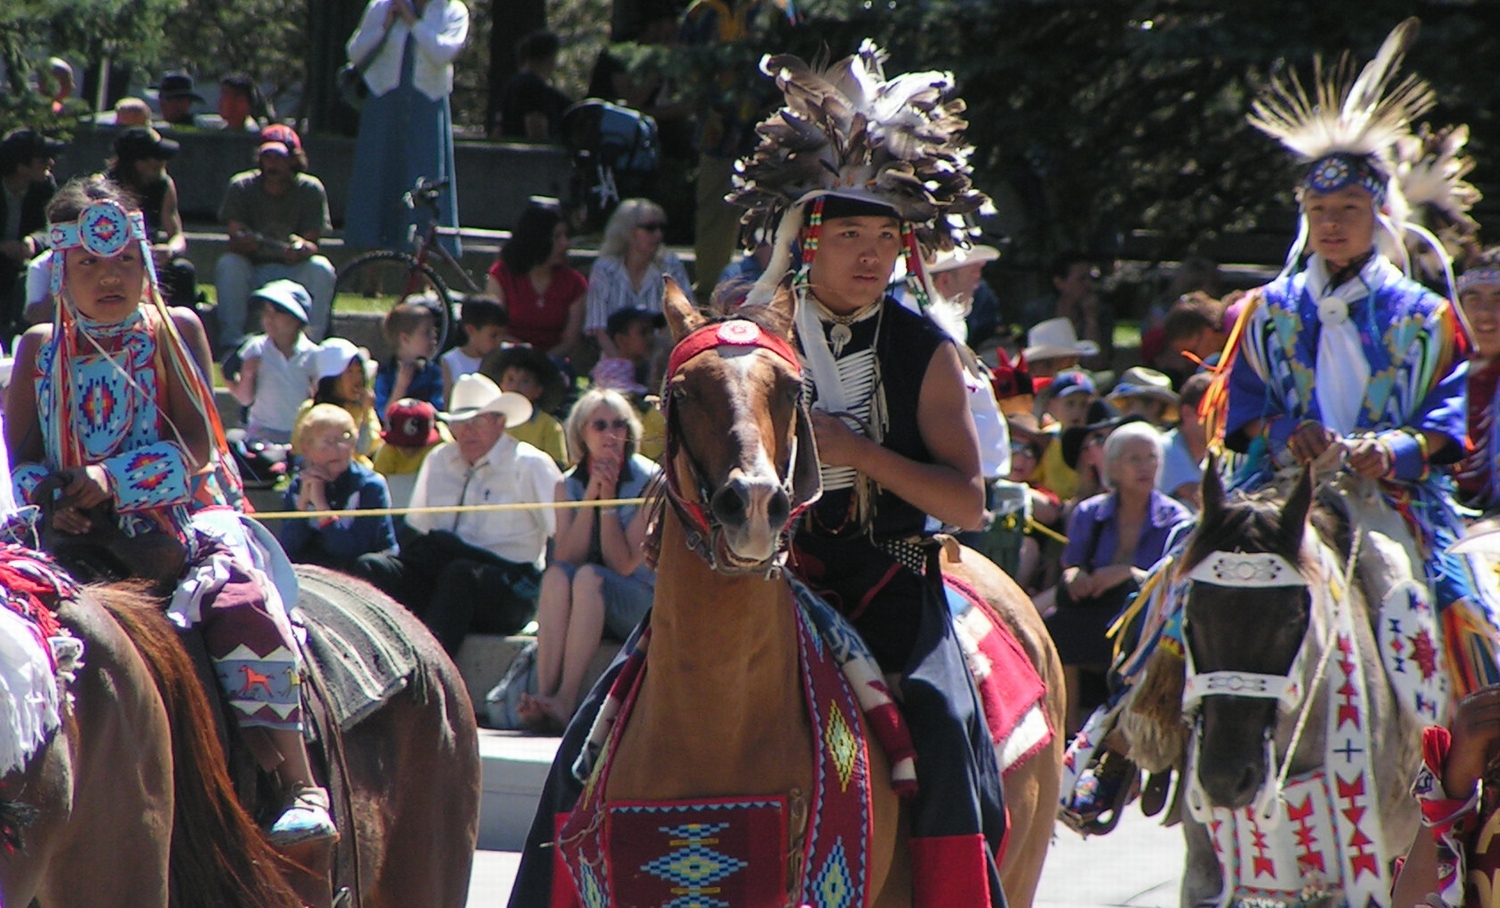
[0,560,480,908]
[549,281,1061,907]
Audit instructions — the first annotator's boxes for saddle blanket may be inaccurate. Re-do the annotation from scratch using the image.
[292,567,418,732]
[944,576,1052,774]
[0,546,78,777]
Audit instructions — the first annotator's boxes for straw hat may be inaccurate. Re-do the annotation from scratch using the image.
[1024,317,1099,362]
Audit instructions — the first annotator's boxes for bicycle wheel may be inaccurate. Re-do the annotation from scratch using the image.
[331,250,454,350]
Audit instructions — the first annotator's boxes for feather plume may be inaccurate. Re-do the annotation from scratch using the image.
[729,39,987,255]
[1246,19,1434,177]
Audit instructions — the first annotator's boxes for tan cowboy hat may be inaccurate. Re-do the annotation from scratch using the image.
[1024,317,1099,362]
[1106,366,1180,423]
[439,373,534,428]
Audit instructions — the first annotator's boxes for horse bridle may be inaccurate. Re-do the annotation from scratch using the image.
[654,319,822,578]
[1179,549,1324,824]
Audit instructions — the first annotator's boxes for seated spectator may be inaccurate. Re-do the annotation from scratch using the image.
[353,374,563,654]
[1105,366,1179,428]
[226,280,319,445]
[583,199,693,355]
[106,127,196,308]
[152,72,204,127]
[591,356,665,462]
[1005,412,1062,595]
[440,296,509,406]
[598,305,663,389]
[374,300,443,416]
[1139,255,1224,372]
[497,31,570,141]
[1044,420,1191,734]
[717,240,773,293]
[279,404,398,570]
[1159,372,1212,511]
[484,202,587,358]
[110,97,153,128]
[1157,290,1228,383]
[0,129,64,337]
[214,131,335,350]
[928,243,1003,347]
[1057,399,1129,517]
[372,397,448,478]
[293,337,383,462]
[481,344,569,467]
[521,389,660,731]
[1024,316,1099,381]
[217,73,265,131]
[1030,369,1096,503]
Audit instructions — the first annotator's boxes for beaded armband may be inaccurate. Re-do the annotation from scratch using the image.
[102,442,193,512]
[1413,726,1480,908]
[13,464,46,509]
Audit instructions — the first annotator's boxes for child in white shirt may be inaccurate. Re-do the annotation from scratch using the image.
[226,279,319,444]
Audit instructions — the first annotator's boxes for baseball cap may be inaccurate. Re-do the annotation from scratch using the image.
[257,141,290,157]
[259,123,302,153]
[1047,370,1096,399]
[314,337,363,379]
[250,279,310,324]
[591,357,648,395]
[115,127,180,164]
[381,398,441,447]
[0,129,66,168]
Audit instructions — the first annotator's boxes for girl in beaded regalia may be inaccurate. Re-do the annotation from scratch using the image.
[2,177,336,846]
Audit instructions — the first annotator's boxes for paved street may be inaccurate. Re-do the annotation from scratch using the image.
[462,801,1188,907]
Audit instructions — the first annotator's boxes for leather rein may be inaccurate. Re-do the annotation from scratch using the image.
[648,319,821,578]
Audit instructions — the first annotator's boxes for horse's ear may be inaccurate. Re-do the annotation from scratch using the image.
[1278,465,1313,554]
[759,279,796,340]
[662,277,706,342]
[1200,451,1224,526]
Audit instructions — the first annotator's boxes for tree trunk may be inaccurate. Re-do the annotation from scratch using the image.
[487,0,547,136]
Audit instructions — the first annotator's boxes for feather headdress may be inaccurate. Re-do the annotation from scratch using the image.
[1398,123,1482,257]
[728,40,988,304]
[1246,18,1434,206]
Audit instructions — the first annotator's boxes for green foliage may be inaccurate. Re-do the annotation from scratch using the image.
[159,0,306,102]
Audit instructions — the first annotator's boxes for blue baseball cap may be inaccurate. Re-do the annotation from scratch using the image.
[250,279,310,324]
[1048,370,1096,399]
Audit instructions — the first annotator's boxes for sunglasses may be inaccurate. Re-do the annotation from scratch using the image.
[590,418,630,433]
[636,222,666,232]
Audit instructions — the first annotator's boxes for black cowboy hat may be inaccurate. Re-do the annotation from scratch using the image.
[479,344,567,415]
[1061,400,1146,471]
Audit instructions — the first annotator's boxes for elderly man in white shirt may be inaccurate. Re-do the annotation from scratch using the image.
[355,373,561,654]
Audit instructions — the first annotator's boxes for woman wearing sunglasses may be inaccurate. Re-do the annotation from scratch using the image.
[582,198,693,357]
[519,388,660,732]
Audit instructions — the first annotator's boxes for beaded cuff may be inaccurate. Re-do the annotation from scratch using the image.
[103,441,193,512]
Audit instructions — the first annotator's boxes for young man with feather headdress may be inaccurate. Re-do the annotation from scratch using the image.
[504,40,1012,907]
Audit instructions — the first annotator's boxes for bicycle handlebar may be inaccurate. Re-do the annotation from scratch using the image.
[402,177,452,212]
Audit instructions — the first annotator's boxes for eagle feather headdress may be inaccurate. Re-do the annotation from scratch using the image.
[1242,18,1486,288]
[728,40,988,303]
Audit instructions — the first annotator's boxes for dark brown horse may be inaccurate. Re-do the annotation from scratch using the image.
[0,560,480,908]
[542,281,1061,907]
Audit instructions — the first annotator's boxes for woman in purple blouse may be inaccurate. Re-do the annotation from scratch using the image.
[1045,420,1193,734]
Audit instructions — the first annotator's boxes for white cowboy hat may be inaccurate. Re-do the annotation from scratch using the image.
[439,373,533,428]
[1106,366,1179,406]
[1024,317,1100,362]
[928,244,1001,274]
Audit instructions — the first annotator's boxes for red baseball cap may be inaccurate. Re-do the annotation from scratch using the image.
[381,398,441,447]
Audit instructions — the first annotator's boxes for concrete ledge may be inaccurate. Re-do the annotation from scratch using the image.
[455,633,621,725]
[479,730,558,851]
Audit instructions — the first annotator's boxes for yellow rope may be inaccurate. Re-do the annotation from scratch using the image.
[1025,516,1068,545]
[252,497,648,521]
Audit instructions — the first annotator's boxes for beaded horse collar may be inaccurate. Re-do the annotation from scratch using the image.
[652,319,822,578]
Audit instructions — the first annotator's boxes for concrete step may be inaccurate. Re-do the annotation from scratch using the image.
[454,633,621,726]
[479,729,558,851]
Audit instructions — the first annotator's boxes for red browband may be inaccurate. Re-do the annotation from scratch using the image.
[666,319,801,380]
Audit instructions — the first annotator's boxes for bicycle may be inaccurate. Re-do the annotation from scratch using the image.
[330,176,482,347]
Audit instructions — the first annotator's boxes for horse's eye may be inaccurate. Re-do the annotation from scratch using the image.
[671,382,688,402]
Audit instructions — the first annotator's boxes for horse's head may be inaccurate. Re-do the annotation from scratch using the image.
[657,278,820,573]
[1179,458,1316,811]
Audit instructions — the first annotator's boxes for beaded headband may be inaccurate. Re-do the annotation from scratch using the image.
[1299,153,1387,204]
[1457,268,1500,294]
[47,200,158,299]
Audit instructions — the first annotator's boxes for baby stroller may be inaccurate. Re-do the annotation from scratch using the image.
[561,99,660,232]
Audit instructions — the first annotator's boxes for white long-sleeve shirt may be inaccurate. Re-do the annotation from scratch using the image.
[406,434,561,568]
[346,0,469,102]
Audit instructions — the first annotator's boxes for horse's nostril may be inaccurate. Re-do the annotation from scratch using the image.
[766,489,790,527]
[711,486,747,524]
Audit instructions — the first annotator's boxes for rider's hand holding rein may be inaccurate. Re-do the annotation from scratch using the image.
[1443,685,1500,800]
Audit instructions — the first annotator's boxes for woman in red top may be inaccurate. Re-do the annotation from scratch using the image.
[485,202,587,357]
